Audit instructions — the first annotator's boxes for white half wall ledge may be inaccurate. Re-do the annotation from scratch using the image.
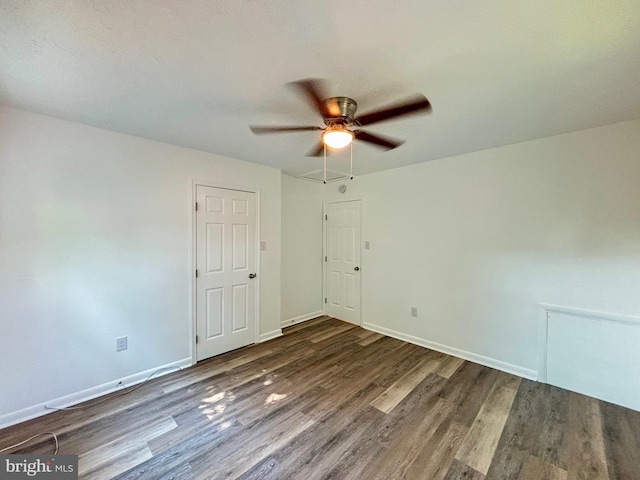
[363,322,538,381]
[539,304,640,325]
[0,357,193,430]
[259,329,283,343]
[280,310,324,328]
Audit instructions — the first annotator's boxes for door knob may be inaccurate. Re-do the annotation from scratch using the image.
[354,266,360,271]
[249,273,257,279]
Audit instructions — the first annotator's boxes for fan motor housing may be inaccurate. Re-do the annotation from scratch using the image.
[323,97,357,126]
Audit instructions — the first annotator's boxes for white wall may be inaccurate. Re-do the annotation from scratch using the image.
[322,119,640,377]
[280,174,324,326]
[0,106,281,420]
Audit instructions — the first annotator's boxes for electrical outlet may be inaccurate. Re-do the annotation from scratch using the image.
[116,336,128,352]
[411,307,418,317]
[364,241,370,250]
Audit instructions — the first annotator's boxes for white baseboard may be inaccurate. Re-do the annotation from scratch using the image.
[280,310,323,328]
[0,357,193,430]
[259,329,283,343]
[363,322,538,381]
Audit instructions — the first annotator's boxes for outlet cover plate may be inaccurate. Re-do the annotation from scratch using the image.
[116,336,128,352]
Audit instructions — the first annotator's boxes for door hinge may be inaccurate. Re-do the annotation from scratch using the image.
[195,269,199,278]
[196,335,199,344]
[195,202,199,211]
[324,256,327,262]
[325,214,327,220]
[324,297,327,304]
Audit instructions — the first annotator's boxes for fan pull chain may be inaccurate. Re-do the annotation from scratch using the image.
[323,143,327,184]
[350,142,353,180]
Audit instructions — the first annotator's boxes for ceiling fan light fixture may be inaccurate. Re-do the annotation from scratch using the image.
[323,128,353,149]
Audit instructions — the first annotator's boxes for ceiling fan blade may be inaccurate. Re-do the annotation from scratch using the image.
[250,125,323,134]
[354,94,432,126]
[288,78,330,118]
[354,130,405,150]
[306,141,325,157]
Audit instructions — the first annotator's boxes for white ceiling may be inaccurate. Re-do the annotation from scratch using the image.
[1,1,639,176]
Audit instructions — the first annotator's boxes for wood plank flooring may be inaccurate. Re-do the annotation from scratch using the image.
[1,316,639,479]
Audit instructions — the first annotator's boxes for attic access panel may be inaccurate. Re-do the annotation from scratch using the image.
[296,168,351,183]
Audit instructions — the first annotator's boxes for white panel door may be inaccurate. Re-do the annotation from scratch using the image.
[325,200,361,325]
[196,186,257,361]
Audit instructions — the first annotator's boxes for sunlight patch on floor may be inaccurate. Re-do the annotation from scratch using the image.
[264,393,287,404]
[202,391,225,404]
[198,390,238,420]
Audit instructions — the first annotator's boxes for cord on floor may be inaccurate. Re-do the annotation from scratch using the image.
[0,432,59,455]
[2,365,183,455]
[44,366,182,411]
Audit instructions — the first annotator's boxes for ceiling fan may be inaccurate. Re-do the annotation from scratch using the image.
[249,79,432,157]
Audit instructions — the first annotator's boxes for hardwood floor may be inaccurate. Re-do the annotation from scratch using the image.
[1,316,639,479]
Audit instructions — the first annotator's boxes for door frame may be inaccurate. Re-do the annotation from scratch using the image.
[322,197,364,326]
[190,179,262,365]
